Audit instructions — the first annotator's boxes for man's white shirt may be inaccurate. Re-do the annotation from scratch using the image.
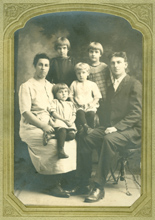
[110,72,127,92]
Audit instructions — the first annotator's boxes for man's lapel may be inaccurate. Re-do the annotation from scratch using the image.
[114,74,130,96]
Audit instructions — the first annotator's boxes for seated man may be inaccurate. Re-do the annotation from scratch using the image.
[75,51,142,203]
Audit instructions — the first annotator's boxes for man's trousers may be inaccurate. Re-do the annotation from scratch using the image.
[76,126,134,187]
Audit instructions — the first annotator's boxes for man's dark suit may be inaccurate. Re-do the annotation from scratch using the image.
[77,74,142,187]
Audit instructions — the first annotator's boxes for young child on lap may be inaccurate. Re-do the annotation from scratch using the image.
[43,83,76,159]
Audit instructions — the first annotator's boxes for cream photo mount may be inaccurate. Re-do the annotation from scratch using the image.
[3,2,152,217]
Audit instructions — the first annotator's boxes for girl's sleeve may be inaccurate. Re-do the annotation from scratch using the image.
[72,103,76,116]
[19,83,32,115]
[92,82,102,99]
[49,99,57,113]
[69,81,75,99]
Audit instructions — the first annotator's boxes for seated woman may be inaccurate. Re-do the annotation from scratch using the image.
[18,53,77,198]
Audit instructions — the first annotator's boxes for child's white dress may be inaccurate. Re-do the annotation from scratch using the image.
[70,80,102,112]
[50,99,77,131]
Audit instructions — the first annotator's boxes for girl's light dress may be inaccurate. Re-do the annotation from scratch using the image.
[50,99,76,131]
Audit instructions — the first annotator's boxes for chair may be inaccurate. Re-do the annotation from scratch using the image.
[107,145,141,196]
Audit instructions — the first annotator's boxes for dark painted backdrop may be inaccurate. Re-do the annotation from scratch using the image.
[14,12,142,178]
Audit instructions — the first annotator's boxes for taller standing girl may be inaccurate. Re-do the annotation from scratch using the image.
[46,37,76,86]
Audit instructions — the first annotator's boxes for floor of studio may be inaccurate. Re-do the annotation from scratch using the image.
[14,150,141,207]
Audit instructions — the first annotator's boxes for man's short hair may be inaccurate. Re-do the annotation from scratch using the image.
[110,52,128,62]
[33,53,50,67]
[88,42,104,55]
[74,62,90,73]
[54,37,71,50]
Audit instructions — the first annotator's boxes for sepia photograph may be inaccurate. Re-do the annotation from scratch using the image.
[1,0,153,218]
[14,10,142,206]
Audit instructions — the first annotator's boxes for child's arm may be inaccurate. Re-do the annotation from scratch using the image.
[52,111,68,124]
[69,81,82,108]
[69,97,83,108]
[64,103,76,127]
[87,82,102,108]
[87,98,100,109]
[49,117,55,127]
[65,116,76,127]
[69,96,77,106]
[48,99,68,123]
[52,111,75,127]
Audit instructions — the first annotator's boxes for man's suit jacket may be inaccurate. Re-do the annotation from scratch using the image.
[104,74,142,145]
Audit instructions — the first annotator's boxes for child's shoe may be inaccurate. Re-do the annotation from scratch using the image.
[83,124,94,135]
[77,125,84,135]
[58,148,69,159]
[43,131,55,146]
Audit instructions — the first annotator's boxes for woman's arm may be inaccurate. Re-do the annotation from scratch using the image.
[23,111,54,133]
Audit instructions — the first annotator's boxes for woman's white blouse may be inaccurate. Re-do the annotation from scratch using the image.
[19,78,54,126]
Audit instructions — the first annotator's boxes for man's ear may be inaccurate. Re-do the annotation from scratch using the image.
[125,62,128,69]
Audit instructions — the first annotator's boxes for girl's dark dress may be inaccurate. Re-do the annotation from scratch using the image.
[46,57,76,86]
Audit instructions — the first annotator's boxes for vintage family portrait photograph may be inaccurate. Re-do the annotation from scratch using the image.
[14,10,142,206]
[1,0,153,218]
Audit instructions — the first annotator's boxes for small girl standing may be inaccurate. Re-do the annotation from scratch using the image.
[43,83,76,159]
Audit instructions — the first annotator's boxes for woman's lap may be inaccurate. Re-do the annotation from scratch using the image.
[19,126,77,175]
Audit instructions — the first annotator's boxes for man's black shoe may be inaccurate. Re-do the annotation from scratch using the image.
[50,184,70,198]
[84,187,105,203]
[69,185,92,195]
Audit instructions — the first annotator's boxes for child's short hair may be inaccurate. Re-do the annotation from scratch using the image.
[74,62,90,73]
[52,83,70,98]
[110,51,128,62]
[54,37,70,50]
[33,53,50,67]
[88,42,104,55]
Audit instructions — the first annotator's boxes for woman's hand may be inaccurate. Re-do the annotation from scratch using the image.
[42,124,54,133]
[23,111,54,132]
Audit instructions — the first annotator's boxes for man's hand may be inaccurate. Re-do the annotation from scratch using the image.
[105,127,117,134]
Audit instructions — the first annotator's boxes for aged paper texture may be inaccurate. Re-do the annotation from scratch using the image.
[0,0,154,219]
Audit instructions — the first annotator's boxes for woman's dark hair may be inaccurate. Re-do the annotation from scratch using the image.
[110,51,128,62]
[33,53,50,67]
